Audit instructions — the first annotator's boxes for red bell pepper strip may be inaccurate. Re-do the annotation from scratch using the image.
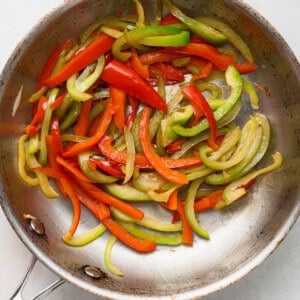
[149,62,184,82]
[63,99,114,158]
[87,114,102,137]
[130,48,150,79]
[43,35,115,87]
[89,158,125,179]
[190,35,207,44]
[139,50,184,65]
[26,96,48,136]
[34,166,81,238]
[51,118,64,156]
[161,189,178,211]
[160,14,181,25]
[165,43,257,74]
[75,187,110,221]
[36,39,73,91]
[182,85,217,146]
[109,86,126,133]
[98,136,202,169]
[101,218,157,253]
[101,59,167,112]
[73,99,92,136]
[126,96,139,129]
[166,139,186,154]
[50,90,67,110]
[56,156,95,183]
[74,179,144,220]
[45,135,66,197]
[175,194,193,245]
[139,107,188,185]
[194,189,223,213]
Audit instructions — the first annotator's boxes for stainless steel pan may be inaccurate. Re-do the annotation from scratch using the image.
[0,0,299,299]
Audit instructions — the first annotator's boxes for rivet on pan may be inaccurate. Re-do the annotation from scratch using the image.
[82,265,104,279]
[29,218,45,235]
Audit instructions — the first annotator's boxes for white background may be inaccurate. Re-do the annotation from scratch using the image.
[0,1,299,299]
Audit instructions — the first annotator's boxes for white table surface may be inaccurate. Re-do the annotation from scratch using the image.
[0,1,299,299]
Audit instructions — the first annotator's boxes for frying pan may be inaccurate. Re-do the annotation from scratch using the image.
[0,0,299,299]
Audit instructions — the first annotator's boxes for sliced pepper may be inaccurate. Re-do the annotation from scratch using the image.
[139,107,188,185]
[160,105,193,146]
[162,0,227,45]
[112,25,180,61]
[173,65,242,137]
[182,85,217,146]
[101,59,167,112]
[43,35,115,87]
[98,136,202,169]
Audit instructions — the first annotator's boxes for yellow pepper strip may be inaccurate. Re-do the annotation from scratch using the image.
[123,126,135,184]
[18,135,39,186]
[63,224,106,247]
[104,235,124,277]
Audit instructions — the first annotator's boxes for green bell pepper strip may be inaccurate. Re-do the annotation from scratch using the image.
[139,31,190,47]
[78,151,118,183]
[239,114,271,176]
[171,127,230,159]
[25,144,59,198]
[162,0,227,45]
[112,25,181,61]
[205,128,262,185]
[67,73,92,101]
[29,86,47,103]
[39,88,59,166]
[216,99,242,128]
[121,221,183,246]
[186,166,214,181]
[155,125,167,156]
[103,183,151,201]
[197,17,253,62]
[63,224,106,247]
[123,126,135,184]
[66,56,105,101]
[88,102,105,125]
[199,116,259,170]
[133,0,145,27]
[27,135,39,154]
[208,126,241,160]
[111,207,182,232]
[76,55,105,92]
[104,20,136,31]
[171,56,191,67]
[104,235,123,277]
[55,94,73,120]
[60,101,81,131]
[196,82,223,100]
[184,179,210,239]
[242,78,260,109]
[160,105,194,146]
[131,111,143,153]
[172,65,243,137]
[217,152,282,209]
[149,76,166,142]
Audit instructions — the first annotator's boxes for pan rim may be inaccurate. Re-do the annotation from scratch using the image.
[0,0,299,298]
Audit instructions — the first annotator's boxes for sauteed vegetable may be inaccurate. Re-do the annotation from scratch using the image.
[17,0,282,276]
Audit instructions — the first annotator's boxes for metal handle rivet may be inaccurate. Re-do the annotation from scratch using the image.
[82,265,104,279]
[29,218,45,235]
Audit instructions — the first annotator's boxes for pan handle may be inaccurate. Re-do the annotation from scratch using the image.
[10,256,65,300]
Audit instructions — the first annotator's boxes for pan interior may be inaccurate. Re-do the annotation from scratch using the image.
[0,0,299,298]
